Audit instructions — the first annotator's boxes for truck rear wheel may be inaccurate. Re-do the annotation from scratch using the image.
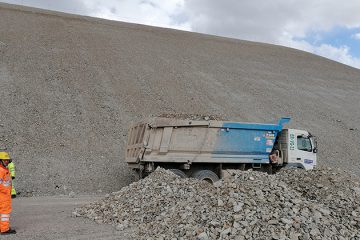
[191,170,219,183]
[169,169,187,178]
[131,169,141,181]
[262,165,273,174]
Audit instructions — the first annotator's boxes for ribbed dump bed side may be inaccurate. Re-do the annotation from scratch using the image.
[129,117,290,164]
[126,122,148,163]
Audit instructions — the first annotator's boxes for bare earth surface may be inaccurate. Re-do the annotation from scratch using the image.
[4,195,130,240]
[0,3,359,196]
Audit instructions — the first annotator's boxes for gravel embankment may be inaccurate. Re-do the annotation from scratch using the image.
[74,168,360,239]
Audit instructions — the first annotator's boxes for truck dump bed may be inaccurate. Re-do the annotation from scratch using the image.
[126,117,290,166]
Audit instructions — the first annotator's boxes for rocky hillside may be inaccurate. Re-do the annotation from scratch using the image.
[0,3,359,194]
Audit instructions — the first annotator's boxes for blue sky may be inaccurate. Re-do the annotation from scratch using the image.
[2,0,360,69]
[301,27,360,58]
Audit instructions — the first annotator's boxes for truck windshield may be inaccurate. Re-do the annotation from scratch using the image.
[297,136,312,152]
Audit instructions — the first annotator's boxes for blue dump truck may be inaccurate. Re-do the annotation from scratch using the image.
[125,117,317,182]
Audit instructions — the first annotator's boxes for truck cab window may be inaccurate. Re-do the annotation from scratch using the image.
[297,136,312,152]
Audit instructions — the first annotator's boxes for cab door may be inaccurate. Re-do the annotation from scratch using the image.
[287,129,317,170]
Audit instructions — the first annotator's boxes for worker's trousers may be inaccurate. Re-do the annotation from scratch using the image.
[0,196,11,232]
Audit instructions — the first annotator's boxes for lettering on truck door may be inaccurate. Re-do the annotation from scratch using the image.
[289,133,295,151]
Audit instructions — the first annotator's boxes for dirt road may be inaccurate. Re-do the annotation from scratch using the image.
[4,195,129,240]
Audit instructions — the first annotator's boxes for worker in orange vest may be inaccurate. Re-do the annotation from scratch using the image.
[0,152,16,235]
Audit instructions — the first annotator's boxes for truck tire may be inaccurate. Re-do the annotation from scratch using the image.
[169,169,187,178]
[191,170,219,183]
[131,169,141,181]
[262,165,273,174]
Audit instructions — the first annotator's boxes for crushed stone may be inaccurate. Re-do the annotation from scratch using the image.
[74,167,360,239]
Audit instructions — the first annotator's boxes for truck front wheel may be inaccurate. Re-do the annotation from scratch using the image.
[169,169,187,178]
[191,170,219,183]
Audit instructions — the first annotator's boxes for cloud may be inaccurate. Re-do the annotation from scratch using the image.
[82,0,190,30]
[2,0,90,15]
[182,0,360,42]
[282,38,360,68]
[353,33,360,40]
[181,0,360,68]
[2,0,191,30]
[313,44,360,68]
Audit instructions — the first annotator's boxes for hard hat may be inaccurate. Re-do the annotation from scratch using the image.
[0,152,11,160]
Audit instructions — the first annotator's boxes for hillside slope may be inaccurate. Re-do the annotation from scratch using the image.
[0,3,359,195]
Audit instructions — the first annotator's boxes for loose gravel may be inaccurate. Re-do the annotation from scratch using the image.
[74,168,360,239]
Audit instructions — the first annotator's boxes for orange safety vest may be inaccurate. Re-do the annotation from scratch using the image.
[0,164,12,233]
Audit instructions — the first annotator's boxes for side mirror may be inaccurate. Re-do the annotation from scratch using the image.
[313,148,317,153]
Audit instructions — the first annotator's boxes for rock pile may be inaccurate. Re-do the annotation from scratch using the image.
[156,113,226,121]
[74,168,360,239]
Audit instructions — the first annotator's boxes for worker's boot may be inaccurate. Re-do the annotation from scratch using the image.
[11,194,16,199]
[1,228,16,235]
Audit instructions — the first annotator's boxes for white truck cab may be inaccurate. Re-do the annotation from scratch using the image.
[279,129,317,170]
